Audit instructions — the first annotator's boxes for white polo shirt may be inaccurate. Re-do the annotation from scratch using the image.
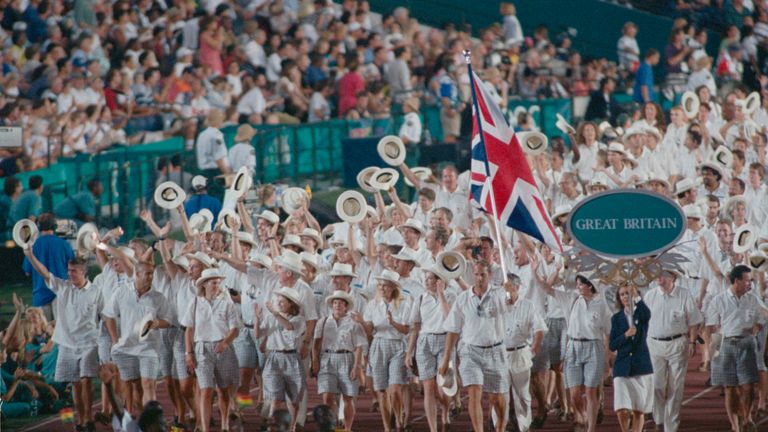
[504,297,548,348]
[409,290,455,335]
[259,313,305,351]
[247,266,319,322]
[399,112,422,144]
[705,289,766,337]
[314,314,368,352]
[443,286,507,347]
[550,290,612,340]
[644,285,703,339]
[195,126,228,170]
[180,292,240,342]
[363,298,412,341]
[102,285,171,357]
[49,276,103,349]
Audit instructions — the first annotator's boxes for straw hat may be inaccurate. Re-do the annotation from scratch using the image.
[682,204,703,220]
[356,166,379,193]
[154,181,187,209]
[336,190,367,223]
[422,265,450,283]
[275,250,305,274]
[186,251,215,268]
[748,251,768,272]
[274,287,303,310]
[375,269,401,287]
[299,252,320,270]
[377,135,406,166]
[219,209,240,233]
[744,92,761,116]
[255,210,280,225]
[555,113,575,135]
[712,145,733,169]
[281,234,306,250]
[552,204,572,223]
[172,254,190,271]
[328,263,358,278]
[404,167,433,187]
[392,247,421,267]
[282,187,308,216]
[236,231,258,247]
[76,223,99,255]
[369,168,400,191]
[733,224,758,254]
[404,96,421,112]
[517,131,548,155]
[674,178,696,195]
[681,91,700,119]
[436,251,466,280]
[325,290,355,309]
[249,253,273,269]
[397,218,426,235]
[135,313,155,342]
[299,228,322,246]
[230,166,253,199]
[195,267,225,288]
[437,360,458,397]
[234,124,257,142]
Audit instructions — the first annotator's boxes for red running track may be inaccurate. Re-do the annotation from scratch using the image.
[20,353,763,431]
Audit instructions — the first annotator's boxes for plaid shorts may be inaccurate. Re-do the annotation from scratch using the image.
[55,345,99,383]
[317,351,359,396]
[711,336,759,387]
[756,326,768,373]
[415,333,447,381]
[367,338,408,391]
[194,341,240,389]
[113,352,159,381]
[531,343,551,373]
[544,318,566,365]
[233,327,259,370]
[171,328,189,380]
[98,333,113,365]
[564,339,605,389]
[158,327,179,379]
[458,343,509,394]
[263,351,306,403]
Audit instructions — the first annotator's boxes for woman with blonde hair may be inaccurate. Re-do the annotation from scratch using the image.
[354,269,411,432]
[569,121,601,183]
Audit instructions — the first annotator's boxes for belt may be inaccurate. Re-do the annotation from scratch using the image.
[569,337,597,342]
[651,333,684,342]
[725,335,746,340]
[243,324,254,329]
[506,345,527,352]
[473,341,503,349]
[324,350,352,354]
[274,349,296,354]
[428,332,447,336]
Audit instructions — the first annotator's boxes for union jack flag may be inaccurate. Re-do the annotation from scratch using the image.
[469,70,562,253]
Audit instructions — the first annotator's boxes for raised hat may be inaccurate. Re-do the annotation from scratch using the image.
[404,167,433,188]
[154,181,187,209]
[76,223,99,255]
[436,251,466,280]
[733,224,758,254]
[218,209,240,233]
[744,91,761,116]
[281,187,308,216]
[13,219,38,249]
[555,113,575,135]
[748,251,768,272]
[336,190,367,223]
[712,146,733,169]
[681,91,700,119]
[377,135,406,166]
[517,131,548,156]
[230,166,253,199]
[356,166,379,193]
[369,168,400,191]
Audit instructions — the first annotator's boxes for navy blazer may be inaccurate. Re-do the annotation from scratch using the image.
[609,300,653,378]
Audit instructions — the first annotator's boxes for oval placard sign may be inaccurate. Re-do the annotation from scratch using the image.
[566,189,686,259]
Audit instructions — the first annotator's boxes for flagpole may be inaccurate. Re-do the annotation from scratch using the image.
[464,50,509,284]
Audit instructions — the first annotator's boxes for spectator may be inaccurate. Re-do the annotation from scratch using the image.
[9,175,43,225]
[585,77,620,123]
[500,3,524,47]
[617,22,640,72]
[21,213,75,321]
[633,49,660,103]
[338,54,365,117]
[1,176,22,233]
[53,178,103,224]
[308,79,333,123]
[195,109,230,178]
[229,124,257,173]
[184,175,223,226]
[385,46,413,104]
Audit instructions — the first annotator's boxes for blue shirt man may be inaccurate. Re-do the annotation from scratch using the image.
[21,214,75,311]
[53,179,103,225]
[633,49,660,103]
[9,175,44,226]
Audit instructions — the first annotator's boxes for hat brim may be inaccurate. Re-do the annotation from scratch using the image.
[369,168,400,191]
[517,131,548,156]
[404,167,432,187]
[436,363,458,397]
[733,225,758,254]
[136,313,154,342]
[436,251,466,280]
[76,223,99,254]
[356,167,379,193]
[230,166,253,198]
[325,293,355,310]
[154,182,187,209]
[377,135,406,166]
[282,187,308,216]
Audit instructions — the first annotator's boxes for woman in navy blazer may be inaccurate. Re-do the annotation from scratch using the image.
[609,283,653,432]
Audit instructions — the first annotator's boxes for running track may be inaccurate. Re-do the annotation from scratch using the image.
[21,353,760,431]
